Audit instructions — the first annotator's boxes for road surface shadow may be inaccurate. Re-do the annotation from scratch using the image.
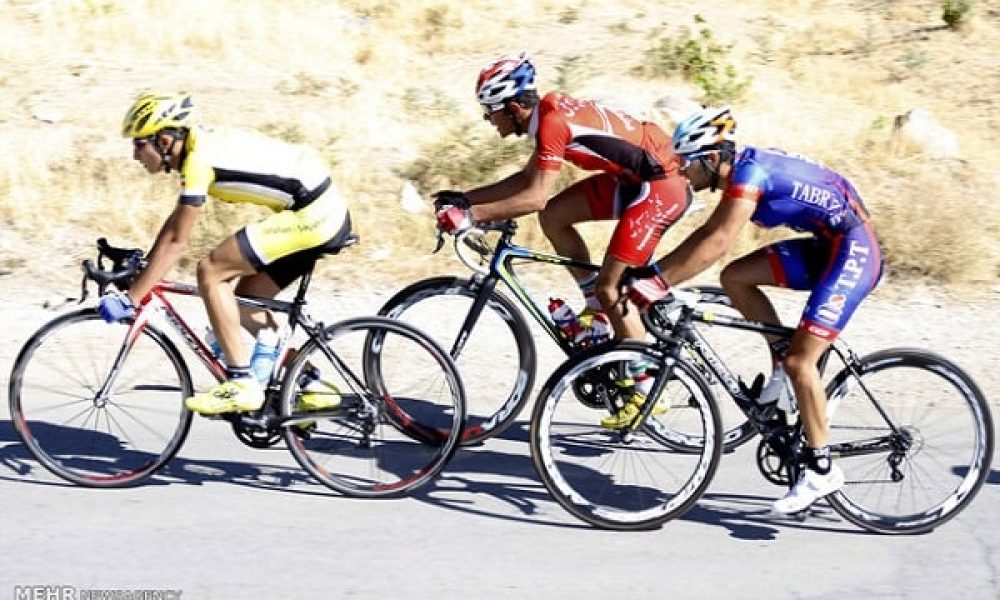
[4,418,996,536]
[0,419,334,497]
[412,421,865,537]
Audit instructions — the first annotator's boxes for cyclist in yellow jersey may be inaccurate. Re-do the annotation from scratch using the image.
[98,91,350,415]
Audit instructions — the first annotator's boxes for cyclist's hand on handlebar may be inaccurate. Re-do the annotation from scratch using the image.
[97,291,135,323]
[436,205,474,235]
[622,265,673,312]
[432,190,470,211]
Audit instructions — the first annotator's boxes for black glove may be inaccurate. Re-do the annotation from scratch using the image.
[432,190,470,211]
[619,264,661,287]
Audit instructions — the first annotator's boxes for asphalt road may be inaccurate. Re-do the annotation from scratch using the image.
[2,281,998,599]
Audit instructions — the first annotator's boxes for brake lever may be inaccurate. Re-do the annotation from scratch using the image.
[433,230,445,254]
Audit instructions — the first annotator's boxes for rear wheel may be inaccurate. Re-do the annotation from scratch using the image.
[9,309,193,487]
[825,349,993,534]
[282,317,466,498]
[379,277,535,445]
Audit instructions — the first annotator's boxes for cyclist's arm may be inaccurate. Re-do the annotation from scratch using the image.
[126,202,200,303]
[466,159,560,222]
[656,197,756,286]
[465,168,529,205]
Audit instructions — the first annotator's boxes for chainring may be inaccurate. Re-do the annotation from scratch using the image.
[231,420,283,448]
[572,360,631,410]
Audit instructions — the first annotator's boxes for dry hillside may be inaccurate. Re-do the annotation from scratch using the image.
[0,0,997,291]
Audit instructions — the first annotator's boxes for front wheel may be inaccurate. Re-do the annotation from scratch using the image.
[281,316,466,498]
[379,276,535,445]
[9,309,194,487]
[530,341,722,530]
[824,348,993,534]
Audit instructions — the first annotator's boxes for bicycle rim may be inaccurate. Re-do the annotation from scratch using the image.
[9,309,193,487]
[379,277,535,445]
[825,348,993,534]
[530,342,722,530]
[283,317,466,498]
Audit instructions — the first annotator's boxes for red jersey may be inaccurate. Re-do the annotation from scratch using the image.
[527,92,680,182]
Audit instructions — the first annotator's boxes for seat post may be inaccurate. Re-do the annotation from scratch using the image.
[291,264,315,306]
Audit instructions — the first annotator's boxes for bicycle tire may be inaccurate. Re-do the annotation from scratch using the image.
[530,341,722,530]
[379,276,535,445]
[281,316,466,498]
[824,348,993,534]
[9,308,194,487]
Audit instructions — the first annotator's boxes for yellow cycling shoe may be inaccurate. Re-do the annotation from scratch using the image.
[186,379,264,415]
[299,379,342,411]
[600,392,668,429]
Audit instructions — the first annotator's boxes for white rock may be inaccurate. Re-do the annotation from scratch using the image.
[400,181,427,214]
[891,108,960,159]
[32,110,62,124]
[369,247,391,261]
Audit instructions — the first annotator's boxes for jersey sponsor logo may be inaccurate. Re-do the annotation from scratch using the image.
[791,180,842,211]
[803,320,837,340]
[816,292,847,325]
[625,194,680,251]
[835,239,872,290]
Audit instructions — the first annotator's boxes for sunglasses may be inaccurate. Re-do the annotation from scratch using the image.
[132,135,156,150]
[481,104,505,121]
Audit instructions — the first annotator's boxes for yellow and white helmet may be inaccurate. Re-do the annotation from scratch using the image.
[121,92,195,138]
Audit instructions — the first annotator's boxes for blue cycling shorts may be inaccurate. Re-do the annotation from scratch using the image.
[763,224,883,341]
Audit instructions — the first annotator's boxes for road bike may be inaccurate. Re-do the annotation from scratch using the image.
[379,219,759,446]
[529,289,994,532]
[9,238,466,497]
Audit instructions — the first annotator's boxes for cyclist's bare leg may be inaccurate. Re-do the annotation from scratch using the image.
[234,272,280,334]
[784,330,832,448]
[595,255,643,340]
[197,235,258,366]
[720,252,784,345]
[538,183,596,281]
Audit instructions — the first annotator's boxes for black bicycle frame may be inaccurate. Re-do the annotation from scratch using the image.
[452,223,601,357]
[642,300,905,463]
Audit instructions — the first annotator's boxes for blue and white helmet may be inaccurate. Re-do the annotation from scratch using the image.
[672,106,737,158]
[476,52,537,111]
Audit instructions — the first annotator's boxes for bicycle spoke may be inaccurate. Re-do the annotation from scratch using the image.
[282,317,465,498]
[826,349,992,533]
[531,343,721,530]
[10,310,193,487]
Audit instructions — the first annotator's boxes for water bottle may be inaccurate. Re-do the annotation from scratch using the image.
[548,298,580,341]
[777,377,799,416]
[251,328,280,384]
[205,327,224,361]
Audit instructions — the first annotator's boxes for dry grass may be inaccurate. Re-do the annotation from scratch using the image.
[0,0,997,291]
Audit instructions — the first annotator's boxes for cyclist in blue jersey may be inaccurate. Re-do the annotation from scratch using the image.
[624,107,883,513]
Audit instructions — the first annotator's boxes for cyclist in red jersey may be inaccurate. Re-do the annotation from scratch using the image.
[435,54,691,411]
[436,52,691,423]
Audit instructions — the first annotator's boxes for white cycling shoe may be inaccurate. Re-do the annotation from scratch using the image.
[773,464,845,514]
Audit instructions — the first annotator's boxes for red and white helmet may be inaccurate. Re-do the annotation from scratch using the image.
[475,52,537,110]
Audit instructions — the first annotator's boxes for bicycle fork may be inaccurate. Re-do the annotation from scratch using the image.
[92,313,153,408]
